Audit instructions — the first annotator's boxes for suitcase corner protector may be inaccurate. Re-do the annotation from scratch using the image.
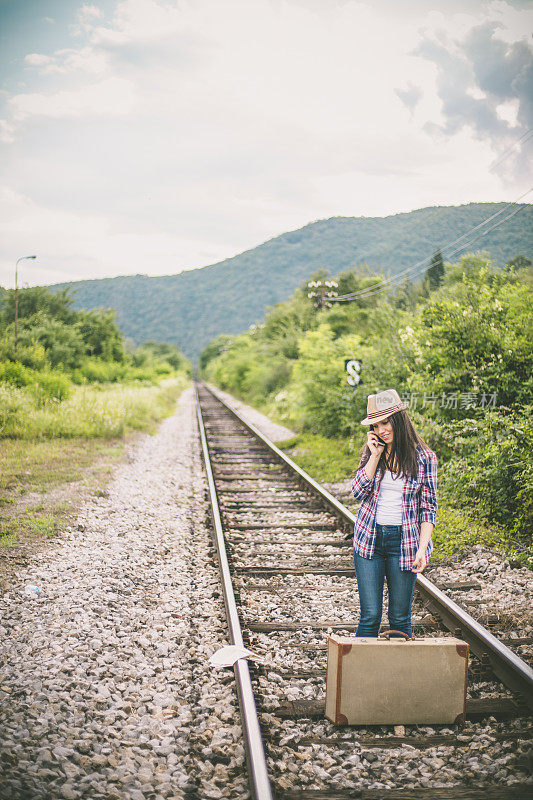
[456,642,469,659]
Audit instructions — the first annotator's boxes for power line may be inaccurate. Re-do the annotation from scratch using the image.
[333,202,528,303]
[385,203,525,294]
[332,201,529,303]
[330,188,532,303]
[489,127,533,171]
[332,189,531,301]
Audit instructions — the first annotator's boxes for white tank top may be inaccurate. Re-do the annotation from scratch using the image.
[375,469,406,525]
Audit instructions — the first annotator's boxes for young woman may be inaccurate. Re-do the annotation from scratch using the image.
[351,389,438,638]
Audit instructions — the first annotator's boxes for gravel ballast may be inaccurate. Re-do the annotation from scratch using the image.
[0,388,250,800]
[206,385,295,442]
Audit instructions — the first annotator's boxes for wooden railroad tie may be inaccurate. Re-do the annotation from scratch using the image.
[231,526,341,534]
[272,697,531,722]
[275,785,533,799]
[268,727,533,751]
[246,616,439,632]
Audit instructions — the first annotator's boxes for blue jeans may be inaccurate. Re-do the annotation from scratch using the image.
[354,524,417,638]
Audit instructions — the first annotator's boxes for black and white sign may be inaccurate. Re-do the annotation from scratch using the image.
[345,358,362,386]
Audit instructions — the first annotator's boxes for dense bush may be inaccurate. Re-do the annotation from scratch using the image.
[0,361,72,403]
[406,254,533,415]
[16,315,86,369]
[287,325,361,437]
[0,286,191,387]
[131,341,191,375]
[439,409,532,540]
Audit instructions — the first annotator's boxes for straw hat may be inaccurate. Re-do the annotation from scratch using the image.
[361,389,408,425]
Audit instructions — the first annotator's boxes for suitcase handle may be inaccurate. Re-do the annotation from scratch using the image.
[379,629,412,640]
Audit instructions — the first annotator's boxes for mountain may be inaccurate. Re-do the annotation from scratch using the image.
[51,202,532,361]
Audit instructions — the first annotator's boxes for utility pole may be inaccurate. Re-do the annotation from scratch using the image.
[14,255,37,351]
[307,279,338,309]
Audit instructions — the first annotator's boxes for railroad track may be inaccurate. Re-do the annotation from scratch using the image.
[195,382,533,800]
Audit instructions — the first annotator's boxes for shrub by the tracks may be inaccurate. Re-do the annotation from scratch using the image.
[439,409,532,549]
[431,504,531,568]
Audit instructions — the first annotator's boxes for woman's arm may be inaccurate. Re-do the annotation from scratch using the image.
[351,462,375,500]
[411,451,438,573]
[352,434,383,500]
[412,521,434,572]
[352,430,385,500]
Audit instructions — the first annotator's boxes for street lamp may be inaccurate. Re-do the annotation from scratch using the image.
[14,255,37,351]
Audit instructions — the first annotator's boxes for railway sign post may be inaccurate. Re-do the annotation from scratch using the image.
[345,358,362,387]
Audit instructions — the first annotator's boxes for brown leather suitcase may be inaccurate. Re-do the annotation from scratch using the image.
[325,631,468,725]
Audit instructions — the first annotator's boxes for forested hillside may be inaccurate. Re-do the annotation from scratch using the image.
[50,203,533,360]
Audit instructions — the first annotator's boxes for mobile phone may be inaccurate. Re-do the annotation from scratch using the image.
[374,434,387,446]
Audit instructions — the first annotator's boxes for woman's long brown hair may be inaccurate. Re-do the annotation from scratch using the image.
[359,409,431,480]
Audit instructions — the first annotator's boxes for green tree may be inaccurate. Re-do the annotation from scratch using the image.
[133,341,190,373]
[199,334,234,372]
[75,308,126,362]
[407,254,533,415]
[289,324,363,437]
[505,255,531,272]
[425,248,445,291]
[1,286,76,326]
[16,314,85,369]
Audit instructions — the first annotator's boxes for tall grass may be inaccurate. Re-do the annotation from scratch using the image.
[0,375,189,439]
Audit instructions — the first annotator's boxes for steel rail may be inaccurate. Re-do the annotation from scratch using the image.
[201,381,533,712]
[194,385,274,800]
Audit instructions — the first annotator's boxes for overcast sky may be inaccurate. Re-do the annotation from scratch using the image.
[1,0,532,288]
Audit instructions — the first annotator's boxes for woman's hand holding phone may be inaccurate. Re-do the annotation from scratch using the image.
[367,430,386,457]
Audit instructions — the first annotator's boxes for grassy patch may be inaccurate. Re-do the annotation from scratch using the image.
[0,515,60,547]
[0,437,124,501]
[433,501,532,569]
[0,377,190,558]
[25,513,58,539]
[0,438,126,551]
[277,432,357,483]
[0,374,189,439]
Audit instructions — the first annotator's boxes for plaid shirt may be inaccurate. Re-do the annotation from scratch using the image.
[351,445,438,570]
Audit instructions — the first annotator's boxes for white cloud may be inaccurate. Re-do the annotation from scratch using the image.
[89,0,190,45]
[24,53,54,67]
[1,0,531,287]
[0,186,231,288]
[24,47,109,75]
[495,98,520,126]
[8,77,137,121]
[79,4,104,21]
[0,120,16,144]
[487,0,533,43]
